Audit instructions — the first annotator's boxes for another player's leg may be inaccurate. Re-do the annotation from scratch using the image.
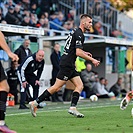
[68,76,84,118]
[120,90,133,110]
[0,80,16,133]
[29,78,66,117]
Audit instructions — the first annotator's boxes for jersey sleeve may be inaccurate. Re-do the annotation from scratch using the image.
[75,32,84,49]
[20,56,33,82]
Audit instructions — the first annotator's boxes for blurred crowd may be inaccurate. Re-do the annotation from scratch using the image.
[0,0,126,38]
[0,0,75,35]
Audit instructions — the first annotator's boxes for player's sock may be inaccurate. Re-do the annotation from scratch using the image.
[36,90,51,104]
[126,90,133,101]
[0,91,7,125]
[71,91,80,107]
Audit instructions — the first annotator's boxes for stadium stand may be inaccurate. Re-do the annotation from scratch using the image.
[0,0,133,100]
[0,0,132,39]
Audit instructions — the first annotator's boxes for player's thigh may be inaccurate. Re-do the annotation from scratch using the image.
[70,76,83,93]
[66,80,75,90]
[48,78,66,93]
[0,79,9,92]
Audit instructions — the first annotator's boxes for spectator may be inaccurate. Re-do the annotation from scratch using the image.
[67,9,75,21]
[92,21,103,35]
[14,4,22,25]
[14,39,32,65]
[62,22,69,30]
[66,20,74,31]
[36,18,49,28]
[30,13,38,27]
[17,50,45,107]
[22,9,30,17]
[6,61,19,104]
[4,6,19,25]
[21,16,31,26]
[14,39,32,109]
[21,0,30,10]
[39,12,49,19]
[109,77,126,97]
[50,11,64,30]
[50,43,61,102]
[0,2,9,17]
[6,0,15,7]
[30,3,40,16]
[80,63,97,98]
[94,77,115,98]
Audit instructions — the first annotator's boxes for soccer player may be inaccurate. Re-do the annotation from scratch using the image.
[120,50,133,110]
[0,31,18,133]
[29,14,100,118]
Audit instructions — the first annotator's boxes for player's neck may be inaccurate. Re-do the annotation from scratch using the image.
[79,25,85,33]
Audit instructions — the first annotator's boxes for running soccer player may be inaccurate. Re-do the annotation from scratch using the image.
[29,14,100,118]
[120,54,133,110]
[0,31,18,133]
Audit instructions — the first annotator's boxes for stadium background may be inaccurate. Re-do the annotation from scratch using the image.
[0,0,133,96]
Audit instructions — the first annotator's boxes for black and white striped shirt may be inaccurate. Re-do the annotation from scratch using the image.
[18,53,45,82]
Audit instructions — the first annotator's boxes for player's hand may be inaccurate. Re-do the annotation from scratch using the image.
[84,52,92,57]
[92,59,100,67]
[22,81,28,88]
[7,51,19,61]
[35,80,40,86]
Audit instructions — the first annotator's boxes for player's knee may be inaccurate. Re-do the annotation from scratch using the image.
[80,84,84,90]
[50,85,61,94]
[76,83,83,92]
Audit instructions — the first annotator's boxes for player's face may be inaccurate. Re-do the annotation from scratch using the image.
[84,17,92,31]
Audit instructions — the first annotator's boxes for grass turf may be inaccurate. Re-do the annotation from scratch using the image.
[5,99,133,133]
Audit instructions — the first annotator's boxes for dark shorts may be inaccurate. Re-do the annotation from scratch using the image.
[0,61,7,82]
[57,67,79,81]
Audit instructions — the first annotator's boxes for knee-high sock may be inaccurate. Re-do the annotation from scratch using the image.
[71,91,80,107]
[36,90,51,104]
[0,91,7,122]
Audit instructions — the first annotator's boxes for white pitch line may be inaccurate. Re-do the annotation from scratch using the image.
[6,104,119,117]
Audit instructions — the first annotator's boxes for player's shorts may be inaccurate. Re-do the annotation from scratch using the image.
[0,61,7,82]
[57,67,79,81]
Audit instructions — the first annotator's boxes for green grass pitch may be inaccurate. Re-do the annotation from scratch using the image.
[5,99,133,133]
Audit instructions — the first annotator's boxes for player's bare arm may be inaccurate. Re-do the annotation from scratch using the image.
[84,51,92,57]
[0,31,19,61]
[76,48,100,67]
